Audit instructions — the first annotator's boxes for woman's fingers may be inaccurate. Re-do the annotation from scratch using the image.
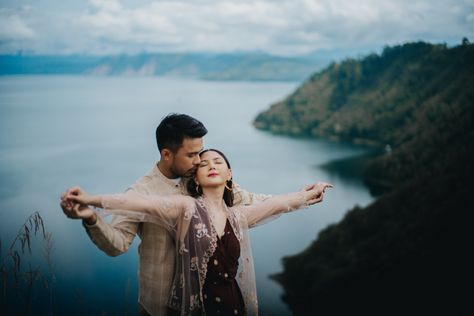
[64,186,86,203]
[316,182,333,192]
[307,194,323,205]
[60,186,94,219]
[317,181,333,187]
[306,181,333,205]
[67,194,83,203]
[324,183,334,191]
[67,186,82,196]
[302,183,316,191]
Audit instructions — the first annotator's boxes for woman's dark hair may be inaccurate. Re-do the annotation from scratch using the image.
[187,149,234,207]
[156,113,208,153]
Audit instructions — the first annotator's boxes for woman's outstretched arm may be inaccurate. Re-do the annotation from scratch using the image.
[239,182,332,227]
[64,187,193,228]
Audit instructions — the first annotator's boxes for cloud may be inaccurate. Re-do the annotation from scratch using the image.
[89,0,122,12]
[1,0,473,55]
[0,9,35,40]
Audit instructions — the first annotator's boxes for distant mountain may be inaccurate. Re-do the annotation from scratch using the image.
[0,52,332,81]
[257,40,474,314]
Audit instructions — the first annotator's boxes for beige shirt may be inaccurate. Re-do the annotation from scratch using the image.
[84,162,270,316]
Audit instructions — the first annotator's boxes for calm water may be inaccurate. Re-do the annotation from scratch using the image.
[0,76,373,315]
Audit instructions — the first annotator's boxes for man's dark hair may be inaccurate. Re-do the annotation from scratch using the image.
[155,113,207,152]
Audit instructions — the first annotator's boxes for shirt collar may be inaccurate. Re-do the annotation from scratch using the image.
[151,162,187,190]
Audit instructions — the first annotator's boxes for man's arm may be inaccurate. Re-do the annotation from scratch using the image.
[83,209,140,257]
[61,188,140,257]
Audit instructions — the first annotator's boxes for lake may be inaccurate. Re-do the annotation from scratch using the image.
[0,76,373,315]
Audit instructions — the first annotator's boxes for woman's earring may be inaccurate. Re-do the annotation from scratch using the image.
[225,180,233,191]
[195,184,200,194]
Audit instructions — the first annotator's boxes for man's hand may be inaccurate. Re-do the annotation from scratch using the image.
[60,188,97,224]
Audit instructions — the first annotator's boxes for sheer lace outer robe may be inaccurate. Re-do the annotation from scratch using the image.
[83,163,269,316]
[100,191,308,315]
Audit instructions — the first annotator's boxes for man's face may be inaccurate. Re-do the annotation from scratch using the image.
[169,137,204,177]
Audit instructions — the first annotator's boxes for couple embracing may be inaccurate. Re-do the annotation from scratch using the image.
[61,113,332,316]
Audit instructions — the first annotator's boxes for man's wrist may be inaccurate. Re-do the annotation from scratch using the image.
[83,213,97,226]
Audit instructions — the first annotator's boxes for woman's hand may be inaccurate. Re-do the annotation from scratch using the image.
[60,187,98,223]
[304,182,333,205]
[64,186,100,207]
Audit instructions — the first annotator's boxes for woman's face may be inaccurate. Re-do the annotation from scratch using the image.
[195,150,232,188]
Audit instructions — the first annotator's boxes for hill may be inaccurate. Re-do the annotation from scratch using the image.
[254,40,474,192]
[259,40,474,314]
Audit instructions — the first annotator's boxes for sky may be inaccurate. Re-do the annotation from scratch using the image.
[0,0,473,56]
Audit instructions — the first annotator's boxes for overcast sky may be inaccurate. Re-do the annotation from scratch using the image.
[1,0,473,56]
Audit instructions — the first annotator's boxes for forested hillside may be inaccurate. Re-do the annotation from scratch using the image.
[261,40,474,315]
[255,40,474,192]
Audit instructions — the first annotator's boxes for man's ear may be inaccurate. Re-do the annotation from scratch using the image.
[161,149,172,161]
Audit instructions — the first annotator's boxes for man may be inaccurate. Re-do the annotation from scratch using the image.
[61,113,270,315]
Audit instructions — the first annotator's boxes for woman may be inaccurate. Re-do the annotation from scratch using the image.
[64,149,332,315]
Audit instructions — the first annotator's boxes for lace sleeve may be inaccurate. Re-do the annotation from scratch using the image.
[232,182,272,206]
[238,191,309,228]
[100,191,194,231]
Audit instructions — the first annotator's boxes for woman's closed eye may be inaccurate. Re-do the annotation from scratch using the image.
[199,158,224,167]
[213,158,225,164]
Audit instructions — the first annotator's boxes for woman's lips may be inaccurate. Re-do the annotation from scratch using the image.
[208,172,219,177]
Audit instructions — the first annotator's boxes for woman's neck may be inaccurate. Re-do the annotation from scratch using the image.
[202,186,225,210]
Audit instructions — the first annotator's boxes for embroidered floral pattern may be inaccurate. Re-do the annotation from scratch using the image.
[199,209,218,296]
[189,294,200,310]
[226,206,243,241]
[190,256,198,271]
[194,223,209,238]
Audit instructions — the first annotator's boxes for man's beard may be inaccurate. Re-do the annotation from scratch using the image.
[171,165,196,178]
[183,167,197,177]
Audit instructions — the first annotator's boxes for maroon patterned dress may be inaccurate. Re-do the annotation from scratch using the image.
[202,219,245,315]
